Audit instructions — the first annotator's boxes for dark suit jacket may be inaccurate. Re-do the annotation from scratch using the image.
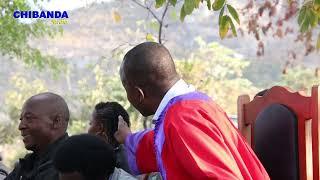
[5,134,68,180]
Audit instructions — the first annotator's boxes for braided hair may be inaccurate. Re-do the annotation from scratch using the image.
[94,102,130,147]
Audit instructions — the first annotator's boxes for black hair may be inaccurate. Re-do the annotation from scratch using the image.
[53,134,116,180]
[122,42,179,93]
[94,102,130,147]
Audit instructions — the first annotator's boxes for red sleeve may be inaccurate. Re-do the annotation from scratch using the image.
[164,105,243,179]
[136,130,158,173]
[125,129,157,175]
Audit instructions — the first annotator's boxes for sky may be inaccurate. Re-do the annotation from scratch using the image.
[20,0,112,23]
[27,0,112,11]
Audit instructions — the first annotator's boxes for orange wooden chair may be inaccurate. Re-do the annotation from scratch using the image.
[237,86,320,180]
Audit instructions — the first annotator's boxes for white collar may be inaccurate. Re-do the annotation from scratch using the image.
[153,79,195,120]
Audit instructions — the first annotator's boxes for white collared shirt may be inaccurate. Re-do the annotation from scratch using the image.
[152,79,195,121]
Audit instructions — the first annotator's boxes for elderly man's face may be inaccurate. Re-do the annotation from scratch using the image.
[18,99,53,152]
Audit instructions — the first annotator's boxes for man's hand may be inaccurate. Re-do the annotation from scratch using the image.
[114,115,132,144]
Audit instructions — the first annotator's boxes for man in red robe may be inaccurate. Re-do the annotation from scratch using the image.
[115,42,269,180]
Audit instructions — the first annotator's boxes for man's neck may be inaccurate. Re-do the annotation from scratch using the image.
[154,77,180,109]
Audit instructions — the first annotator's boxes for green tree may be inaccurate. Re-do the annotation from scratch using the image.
[280,66,320,92]
[1,74,48,144]
[176,37,258,114]
[0,0,65,72]
[147,0,320,54]
[69,62,145,134]
[132,0,239,43]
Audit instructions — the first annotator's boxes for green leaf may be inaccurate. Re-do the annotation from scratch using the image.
[310,10,318,27]
[212,0,225,11]
[219,6,225,25]
[227,4,240,24]
[184,0,195,14]
[180,5,187,21]
[156,0,166,8]
[315,0,320,6]
[169,0,177,6]
[227,16,237,36]
[169,10,179,21]
[206,0,211,10]
[195,0,201,8]
[298,6,307,26]
[314,4,320,17]
[317,33,320,51]
[146,33,155,42]
[219,15,230,39]
[300,9,310,32]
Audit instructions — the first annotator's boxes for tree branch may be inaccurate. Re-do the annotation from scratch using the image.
[131,0,171,44]
[159,2,170,44]
[131,0,161,23]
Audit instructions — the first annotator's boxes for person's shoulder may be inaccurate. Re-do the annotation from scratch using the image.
[165,93,228,127]
[168,91,213,108]
[9,152,33,170]
[0,161,9,173]
[167,94,217,116]
[110,167,137,180]
[0,162,8,180]
[22,152,58,179]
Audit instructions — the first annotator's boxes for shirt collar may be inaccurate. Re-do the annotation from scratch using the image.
[153,79,195,121]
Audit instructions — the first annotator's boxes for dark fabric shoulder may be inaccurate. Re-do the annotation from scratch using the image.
[0,162,8,180]
[115,145,132,175]
[0,162,9,176]
[4,163,20,180]
[5,134,68,180]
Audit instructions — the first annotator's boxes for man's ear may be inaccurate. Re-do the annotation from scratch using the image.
[134,86,145,103]
[52,114,62,129]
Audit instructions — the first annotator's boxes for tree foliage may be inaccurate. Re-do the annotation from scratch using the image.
[2,74,48,144]
[133,0,239,42]
[0,0,65,73]
[280,66,320,91]
[240,0,320,57]
[143,0,320,55]
[176,37,258,114]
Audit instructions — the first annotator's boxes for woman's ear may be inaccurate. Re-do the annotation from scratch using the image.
[97,123,105,136]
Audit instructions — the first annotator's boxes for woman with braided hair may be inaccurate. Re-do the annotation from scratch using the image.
[88,102,131,174]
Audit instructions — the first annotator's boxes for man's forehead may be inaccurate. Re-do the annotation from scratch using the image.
[22,97,52,114]
[24,97,45,108]
[21,102,42,116]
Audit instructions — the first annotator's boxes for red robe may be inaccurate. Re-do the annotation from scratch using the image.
[125,92,269,180]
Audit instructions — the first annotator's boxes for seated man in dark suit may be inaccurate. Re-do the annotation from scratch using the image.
[5,92,69,180]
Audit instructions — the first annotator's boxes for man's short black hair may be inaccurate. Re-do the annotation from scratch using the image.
[122,42,178,93]
[53,134,116,180]
[94,102,130,147]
